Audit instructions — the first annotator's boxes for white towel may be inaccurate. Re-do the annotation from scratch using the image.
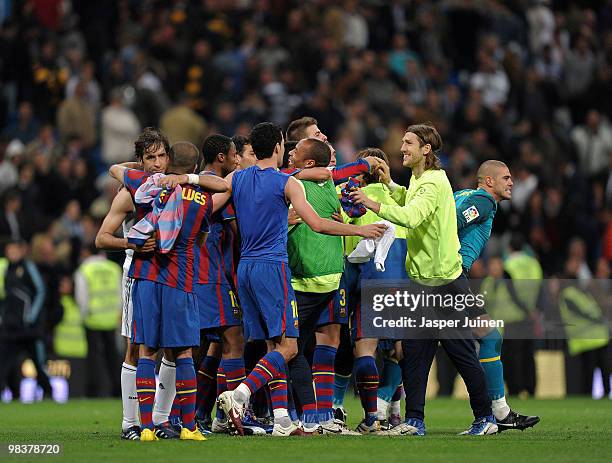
[347,220,396,272]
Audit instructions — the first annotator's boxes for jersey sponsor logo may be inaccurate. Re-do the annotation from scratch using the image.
[462,205,480,223]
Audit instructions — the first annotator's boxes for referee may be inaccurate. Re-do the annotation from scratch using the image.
[351,123,497,436]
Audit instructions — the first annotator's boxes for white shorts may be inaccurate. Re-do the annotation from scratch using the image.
[121,270,135,339]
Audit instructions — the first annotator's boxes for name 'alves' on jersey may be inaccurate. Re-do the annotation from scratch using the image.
[124,169,212,292]
[454,188,497,271]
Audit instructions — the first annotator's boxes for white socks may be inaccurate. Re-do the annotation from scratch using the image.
[233,383,251,406]
[376,397,390,420]
[492,396,511,421]
[152,358,176,425]
[121,363,139,430]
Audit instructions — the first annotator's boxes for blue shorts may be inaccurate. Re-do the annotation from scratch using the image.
[350,240,408,341]
[237,260,299,341]
[316,273,349,327]
[194,283,242,330]
[131,279,200,349]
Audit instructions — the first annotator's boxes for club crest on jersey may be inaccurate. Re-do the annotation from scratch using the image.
[462,205,479,223]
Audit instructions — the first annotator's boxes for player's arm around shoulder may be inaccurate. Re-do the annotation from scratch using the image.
[211,171,235,214]
[285,176,385,238]
[95,188,135,251]
[109,162,141,184]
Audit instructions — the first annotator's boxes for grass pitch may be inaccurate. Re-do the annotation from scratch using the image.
[1,397,610,463]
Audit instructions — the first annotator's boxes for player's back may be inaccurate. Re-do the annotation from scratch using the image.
[124,168,212,291]
[197,172,236,286]
[232,166,290,262]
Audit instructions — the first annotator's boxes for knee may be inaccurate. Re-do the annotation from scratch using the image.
[124,342,139,366]
[278,341,298,363]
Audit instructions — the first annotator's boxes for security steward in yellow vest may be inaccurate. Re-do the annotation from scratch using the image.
[74,246,122,397]
[499,236,542,397]
[559,259,611,396]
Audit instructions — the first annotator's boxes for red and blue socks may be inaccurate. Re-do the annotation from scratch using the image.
[136,358,157,430]
[312,345,337,423]
[175,357,197,431]
[215,358,246,421]
[234,351,286,420]
[223,358,247,391]
[355,355,379,424]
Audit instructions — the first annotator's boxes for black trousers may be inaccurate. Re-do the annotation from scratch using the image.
[287,290,335,413]
[0,337,53,397]
[565,344,611,396]
[503,337,536,396]
[400,276,491,421]
[85,328,121,397]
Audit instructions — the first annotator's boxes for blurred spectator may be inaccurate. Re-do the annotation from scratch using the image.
[0,239,51,399]
[101,88,141,165]
[56,81,97,149]
[0,190,30,241]
[0,139,22,195]
[160,94,208,146]
[1,102,39,144]
[570,110,612,181]
[65,61,102,113]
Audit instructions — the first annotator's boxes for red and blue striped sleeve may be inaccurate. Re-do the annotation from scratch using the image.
[124,169,150,197]
[331,159,370,184]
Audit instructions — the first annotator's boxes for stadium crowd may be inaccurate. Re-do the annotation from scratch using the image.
[0,0,610,405]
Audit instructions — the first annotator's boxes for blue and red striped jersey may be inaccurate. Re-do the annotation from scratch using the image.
[282,159,370,185]
[197,200,237,287]
[125,170,212,292]
[124,169,151,223]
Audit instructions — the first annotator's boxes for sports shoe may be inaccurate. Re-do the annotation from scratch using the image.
[140,428,158,442]
[389,413,402,427]
[211,417,229,434]
[195,417,212,435]
[217,391,245,436]
[378,418,424,436]
[320,421,361,435]
[242,411,273,435]
[180,427,207,441]
[355,418,381,434]
[271,422,312,437]
[154,421,180,439]
[120,425,141,440]
[460,415,498,435]
[496,410,540,432]
[333,407,347,424]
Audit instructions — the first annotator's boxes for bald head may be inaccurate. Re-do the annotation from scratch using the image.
[169,142,200,174]
[477,160,513,202]
[477,160,507,184]
[290,138,331,169]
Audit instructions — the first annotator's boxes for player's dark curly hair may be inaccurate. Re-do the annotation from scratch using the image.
[201,134,233,166]
[250,122,283,160]
[134,127,170,161]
